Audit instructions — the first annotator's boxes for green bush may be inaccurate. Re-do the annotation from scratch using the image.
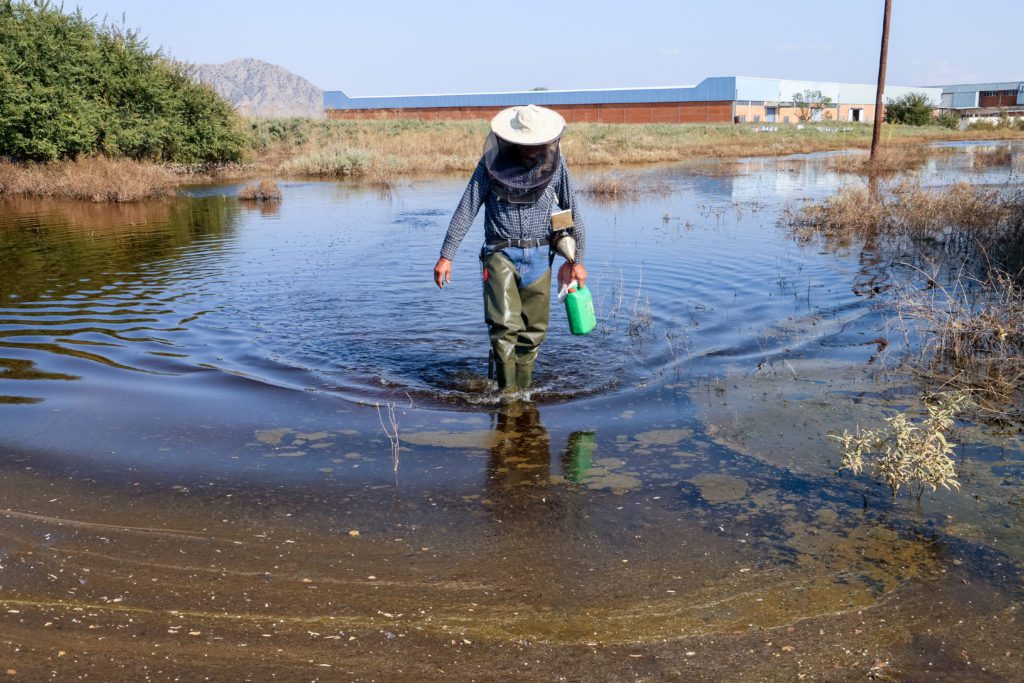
[0,0,244,163]
[885,92,935,126]
[966,113,1024,132]
[936,111,960,130]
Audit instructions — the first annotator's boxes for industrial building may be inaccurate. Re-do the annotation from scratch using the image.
[937,81,1024,123]
[323,76,941,125]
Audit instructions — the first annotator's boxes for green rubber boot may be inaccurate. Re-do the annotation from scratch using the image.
[483,252,523,390]
[514,265,550,390]
[482,251,552,392]
[515,363,533,390]
[495,360,517,391]
[515,267,551,364]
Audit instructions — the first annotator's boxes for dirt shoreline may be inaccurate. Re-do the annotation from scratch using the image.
[1,446,1022,681]
[2,124,1023,202]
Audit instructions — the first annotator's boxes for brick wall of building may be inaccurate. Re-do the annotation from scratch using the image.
[326,101,735,124]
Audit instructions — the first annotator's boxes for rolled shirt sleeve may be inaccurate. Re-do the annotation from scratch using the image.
[440,159,489,261]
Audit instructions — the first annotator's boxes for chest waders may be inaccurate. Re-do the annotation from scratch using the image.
[480,240,553,391]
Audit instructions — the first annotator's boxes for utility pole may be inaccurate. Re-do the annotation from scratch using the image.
[870,0,893,160]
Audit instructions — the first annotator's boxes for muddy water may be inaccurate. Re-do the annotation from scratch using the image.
[0,143,1022,680]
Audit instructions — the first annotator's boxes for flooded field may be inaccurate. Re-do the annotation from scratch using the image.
[1,143,1022,680]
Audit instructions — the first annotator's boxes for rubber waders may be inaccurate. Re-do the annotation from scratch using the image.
[482,252,551,391]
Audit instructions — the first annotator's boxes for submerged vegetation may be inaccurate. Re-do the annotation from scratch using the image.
[790,181,1024,422]
[971,146,1014,170]
[826,147,930,175]
[788,181,1022,264]
[0,1,244,163]
[582,173,671,198]
[237,179,282,202]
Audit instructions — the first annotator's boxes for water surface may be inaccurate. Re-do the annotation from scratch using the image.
[0,142,1022,679]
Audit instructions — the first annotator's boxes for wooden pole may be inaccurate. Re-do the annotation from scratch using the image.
[870,0,893,160]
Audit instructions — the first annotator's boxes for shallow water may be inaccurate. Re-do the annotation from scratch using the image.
[0,142,1022,679]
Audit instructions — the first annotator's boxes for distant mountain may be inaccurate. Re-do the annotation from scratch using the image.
[188,58,324,119]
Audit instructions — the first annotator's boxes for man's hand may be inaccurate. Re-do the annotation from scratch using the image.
[434,257,452,288]
[558,261,588,289]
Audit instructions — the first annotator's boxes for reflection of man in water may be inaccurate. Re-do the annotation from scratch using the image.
[486,401,598,498]
[433,105,588,391]
[487,401,551,492]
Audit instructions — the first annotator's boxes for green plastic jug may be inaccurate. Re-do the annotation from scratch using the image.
[559,282,596,335]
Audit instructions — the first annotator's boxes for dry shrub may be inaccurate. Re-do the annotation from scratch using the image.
[0,157,176,202]
[696,161,746,177]
[913,272,1024,364]
[237,180,282,201]
[897,272,1024,420]
[787,184,888,248]
[583,174,672,200]
[789,181,1018,251]
[827,147,928,176]
[584,174,638,198]
[791,181,1024,422]
[971,147,1012,170]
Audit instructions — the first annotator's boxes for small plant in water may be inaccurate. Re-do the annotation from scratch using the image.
[237,180,282,201]
[832,391,971,500]
[376,400,400,474]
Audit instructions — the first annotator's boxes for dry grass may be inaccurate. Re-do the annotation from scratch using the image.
[787,181,1019,253]
[584,174,639,198]
[827,147,929,176]
[897,271,1024,421]
[249,119,1024,180]
[971,147,1013,170]
[4,123,1022,203]
[583,173,672,200]
[237,180,282,201]
[0,157,176,202]
[790,181,1024,422]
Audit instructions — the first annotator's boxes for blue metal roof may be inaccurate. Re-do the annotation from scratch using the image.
[938,81,1024,93]
[323,76,943,111]
[324,78,738,110]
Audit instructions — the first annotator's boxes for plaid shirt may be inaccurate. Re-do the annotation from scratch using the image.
[440,155,586,263]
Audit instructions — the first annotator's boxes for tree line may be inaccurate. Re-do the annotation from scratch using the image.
[0,0,244,163]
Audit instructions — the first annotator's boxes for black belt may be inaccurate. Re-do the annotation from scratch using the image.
[485,238,549,250]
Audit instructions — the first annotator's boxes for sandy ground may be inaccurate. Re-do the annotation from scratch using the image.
[1,456,1022,682]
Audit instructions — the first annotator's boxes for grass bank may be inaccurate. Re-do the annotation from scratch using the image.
[249,118,1024,181]
[0,157,177,202]
[3,120,1023,202]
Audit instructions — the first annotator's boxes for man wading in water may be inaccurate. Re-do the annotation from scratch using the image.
[433,105,587,391]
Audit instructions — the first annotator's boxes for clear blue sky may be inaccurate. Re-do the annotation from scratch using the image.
[68,0,1021,94]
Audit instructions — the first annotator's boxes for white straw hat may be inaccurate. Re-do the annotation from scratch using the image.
[490,105,566,145]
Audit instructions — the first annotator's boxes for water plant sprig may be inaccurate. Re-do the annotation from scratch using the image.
[832,390,972,500]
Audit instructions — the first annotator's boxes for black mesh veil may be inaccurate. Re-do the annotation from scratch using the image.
[482,132,561,204]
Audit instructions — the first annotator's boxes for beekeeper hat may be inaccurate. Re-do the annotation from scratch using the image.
[489,105,566,146]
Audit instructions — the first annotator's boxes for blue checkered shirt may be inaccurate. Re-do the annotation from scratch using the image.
[440,155,586,264]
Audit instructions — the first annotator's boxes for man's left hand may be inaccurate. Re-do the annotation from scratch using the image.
[558,262,588,289]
